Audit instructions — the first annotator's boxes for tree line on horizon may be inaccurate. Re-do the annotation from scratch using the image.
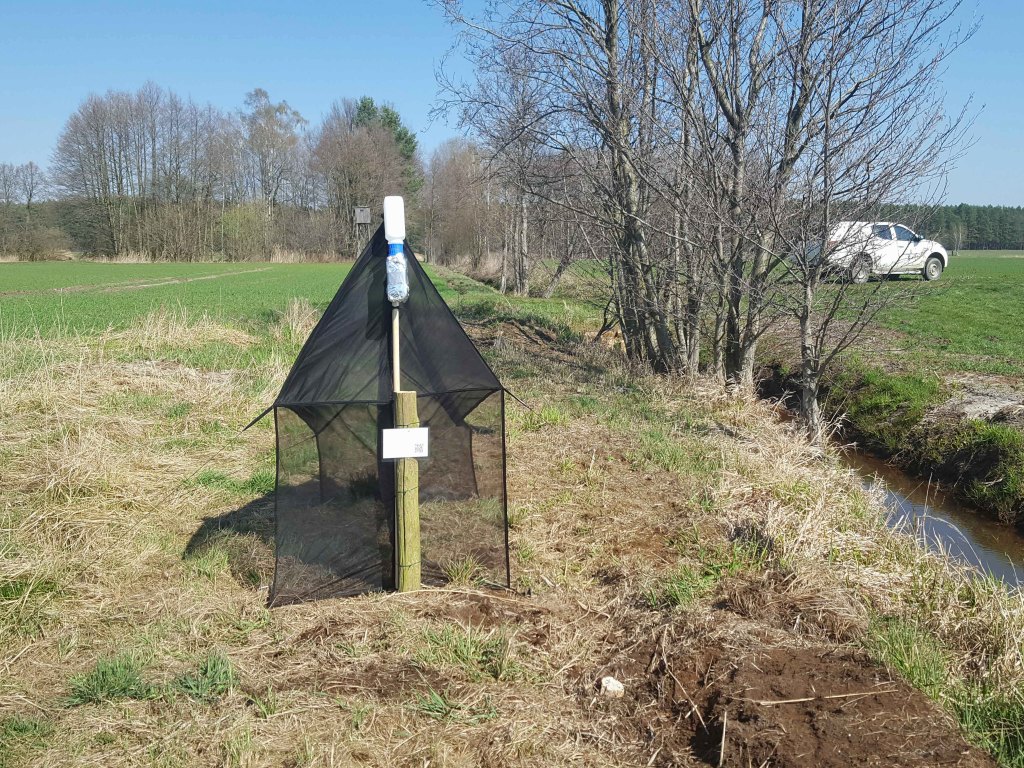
[3,85,1019,268]
[919,204,1024,251]
[0,85,427,262]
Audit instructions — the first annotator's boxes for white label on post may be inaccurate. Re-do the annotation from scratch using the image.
[382,427,429,459]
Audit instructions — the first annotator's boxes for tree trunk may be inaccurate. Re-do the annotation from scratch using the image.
[500,217,509,294]
[543,248,572,299]
[517,192,529,295]
[799,285,823,444]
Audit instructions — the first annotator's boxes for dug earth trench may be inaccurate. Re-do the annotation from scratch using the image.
[600,632,995,767]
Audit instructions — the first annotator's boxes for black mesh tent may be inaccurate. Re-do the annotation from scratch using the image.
[255,225,509,605]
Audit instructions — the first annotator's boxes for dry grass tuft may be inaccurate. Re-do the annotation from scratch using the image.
[104,305,256,348]
[274,297,320,342]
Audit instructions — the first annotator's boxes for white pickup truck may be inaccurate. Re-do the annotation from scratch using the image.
[813,222,949,283]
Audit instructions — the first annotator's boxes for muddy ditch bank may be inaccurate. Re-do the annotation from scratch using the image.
[759,361,1024,529]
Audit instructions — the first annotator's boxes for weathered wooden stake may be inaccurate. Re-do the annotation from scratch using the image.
[394,389,421,591]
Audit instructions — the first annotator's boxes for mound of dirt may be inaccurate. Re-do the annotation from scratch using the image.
[686,646,993,767]
[608,634,996,767]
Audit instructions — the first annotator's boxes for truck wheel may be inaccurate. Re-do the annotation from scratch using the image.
[923,256,943,281]
[850,255,871,284]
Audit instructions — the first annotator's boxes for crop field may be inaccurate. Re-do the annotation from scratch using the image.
[0,262,347,339]
[2,259,1023,767]
[878,250,1024,377]
[0,260,599,343]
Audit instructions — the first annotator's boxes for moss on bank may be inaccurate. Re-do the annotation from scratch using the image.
[826,364,945,456]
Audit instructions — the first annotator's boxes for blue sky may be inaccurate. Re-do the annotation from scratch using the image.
[0,0,1019,205]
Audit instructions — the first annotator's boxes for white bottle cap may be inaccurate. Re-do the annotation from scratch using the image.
[383,196,406,243]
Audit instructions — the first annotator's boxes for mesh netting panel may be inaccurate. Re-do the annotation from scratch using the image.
[271,391,508,604]
[275,226,500,405]
[273,405,392,604]
[417,390,508,587]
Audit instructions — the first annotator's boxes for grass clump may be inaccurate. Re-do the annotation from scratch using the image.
[442,556,483,586]
[863,616,948,699]
[175,650,238,700]
[0,574,61,628]
[516,404,569,432]
[647,564,718,608]
[953,690,1024,768]
[66,654,153,706]
[246,687,279,719]
[188,468,275,496]
[411,688,498,724]
[0,715,53,767]
[416,624,521,682]
[184,529,274,587]
[647,541,765,609]
[628,427,720,476]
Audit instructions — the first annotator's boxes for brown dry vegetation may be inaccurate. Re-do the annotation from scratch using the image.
[2,305,1023,767]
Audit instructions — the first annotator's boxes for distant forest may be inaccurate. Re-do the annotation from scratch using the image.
[917,204,1024,250]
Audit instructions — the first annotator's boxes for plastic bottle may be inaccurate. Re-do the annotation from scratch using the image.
[383,196,409,305]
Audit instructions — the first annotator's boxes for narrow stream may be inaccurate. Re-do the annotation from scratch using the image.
[843,449,1024,587]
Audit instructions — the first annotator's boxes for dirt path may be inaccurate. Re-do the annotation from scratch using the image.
[0,267,271,297]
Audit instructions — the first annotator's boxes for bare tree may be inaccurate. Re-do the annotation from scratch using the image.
[19,161,44,224]
[772,0,973,440]
[240,89,306,257]
[311,98,417,256]
[440,0,971,431]
[440,0,685,362]
[425,138,487,264]
[0,163,20,209]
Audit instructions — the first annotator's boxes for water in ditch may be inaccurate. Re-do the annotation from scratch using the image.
[843,449,1024,587]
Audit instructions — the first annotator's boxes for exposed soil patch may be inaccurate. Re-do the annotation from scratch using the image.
[932,373,1024,423]
[591,621,995,767]
[685,645,994,768]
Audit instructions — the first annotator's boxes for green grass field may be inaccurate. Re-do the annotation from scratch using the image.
[10,249,1014,376]
[0,262,350,338]
[877,250,1024,376]
[0,260,599,341]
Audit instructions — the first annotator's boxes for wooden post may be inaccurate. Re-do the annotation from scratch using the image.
[394,389,420,591]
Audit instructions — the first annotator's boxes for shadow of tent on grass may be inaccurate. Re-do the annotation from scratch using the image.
[183,494,277,592]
